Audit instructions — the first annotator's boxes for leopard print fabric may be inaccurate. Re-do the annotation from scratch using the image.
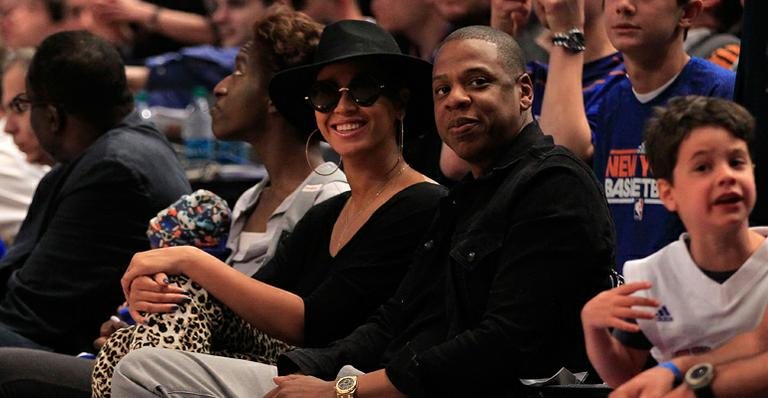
[90,275,293,398]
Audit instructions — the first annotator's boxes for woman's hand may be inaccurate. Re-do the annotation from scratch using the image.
[121,246,199,302]
[126,274,189,324]
[581,281,659,333]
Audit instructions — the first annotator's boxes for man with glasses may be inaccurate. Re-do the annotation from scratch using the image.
[0,31,190,354]
[0,48,52,247]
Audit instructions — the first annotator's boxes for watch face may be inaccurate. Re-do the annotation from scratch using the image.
[691,365,709,379]
[337,376,356,391]
[685,362,714,390]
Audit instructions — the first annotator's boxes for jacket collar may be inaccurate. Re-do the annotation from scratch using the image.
[478,121,549,180]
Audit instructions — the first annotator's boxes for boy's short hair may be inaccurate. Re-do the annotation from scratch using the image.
[644,95,755,183]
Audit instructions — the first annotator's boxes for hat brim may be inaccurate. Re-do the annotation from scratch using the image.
[269,52,435,137]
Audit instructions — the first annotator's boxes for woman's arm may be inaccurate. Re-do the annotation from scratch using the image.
[123,246,307,344]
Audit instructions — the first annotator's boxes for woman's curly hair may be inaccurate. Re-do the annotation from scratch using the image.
[252,7,323,78]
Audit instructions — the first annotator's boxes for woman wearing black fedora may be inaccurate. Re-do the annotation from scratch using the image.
[93,19,447,398]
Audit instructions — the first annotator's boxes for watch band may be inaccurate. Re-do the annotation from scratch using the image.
[551,28,586,53]
[685,363,716,398]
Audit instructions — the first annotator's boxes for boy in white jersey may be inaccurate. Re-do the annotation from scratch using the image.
[580,96,767,389]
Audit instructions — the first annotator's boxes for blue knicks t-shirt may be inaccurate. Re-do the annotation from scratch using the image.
[529,52,625,118]
[590,57,735,272]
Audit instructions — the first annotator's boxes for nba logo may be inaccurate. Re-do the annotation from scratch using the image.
[634,198,644,221]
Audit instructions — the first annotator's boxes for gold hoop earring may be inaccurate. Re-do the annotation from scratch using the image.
[305,128,342,176]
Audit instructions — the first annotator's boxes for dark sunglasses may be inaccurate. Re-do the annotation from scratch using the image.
[8,92,56,114]
[305,75,385,113]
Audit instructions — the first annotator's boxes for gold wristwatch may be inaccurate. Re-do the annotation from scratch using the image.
[335,375,358,398]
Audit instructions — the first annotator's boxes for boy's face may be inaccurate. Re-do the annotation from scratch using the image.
[658,126,755,234]
[603,0,698,56]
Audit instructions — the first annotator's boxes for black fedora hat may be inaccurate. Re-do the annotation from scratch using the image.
[268,19,435,135]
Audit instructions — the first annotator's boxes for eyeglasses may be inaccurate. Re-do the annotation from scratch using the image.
[7,92,54,114]
[305,75,386,113]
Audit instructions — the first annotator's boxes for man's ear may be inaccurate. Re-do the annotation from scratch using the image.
[518,72,533,111]
[44,104,64,133]
[657,178,678,212]
[679,0,703,29]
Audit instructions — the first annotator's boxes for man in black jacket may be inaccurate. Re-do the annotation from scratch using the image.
[111,26,615,397]
[0,31,190,354]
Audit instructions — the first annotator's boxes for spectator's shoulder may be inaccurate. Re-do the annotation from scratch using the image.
[688,56,736,95]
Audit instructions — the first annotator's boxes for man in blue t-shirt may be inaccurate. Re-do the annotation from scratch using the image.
[542,0,735,272]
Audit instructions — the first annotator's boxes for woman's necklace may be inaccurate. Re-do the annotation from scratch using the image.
[335,158,407,253]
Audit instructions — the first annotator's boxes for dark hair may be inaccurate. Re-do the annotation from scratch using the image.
[27,30,133,130]
[251,7,323,78]
[438,25,527,77]
[644,96,755,183]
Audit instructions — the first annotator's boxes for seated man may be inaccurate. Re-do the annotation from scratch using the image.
[111,25,616,397]
[1,48,55,245]
[0,30,190,354]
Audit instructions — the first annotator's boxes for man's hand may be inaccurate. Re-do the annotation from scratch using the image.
[264,374,335,398]
[581,281,658,333]
[533,0,584,33]
[490,0,532,36]
[610,366,677,398]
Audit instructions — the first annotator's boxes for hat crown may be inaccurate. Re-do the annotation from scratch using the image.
[313,20,402,64]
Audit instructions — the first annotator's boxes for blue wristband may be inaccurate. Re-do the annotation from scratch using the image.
[658,361,683,385]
